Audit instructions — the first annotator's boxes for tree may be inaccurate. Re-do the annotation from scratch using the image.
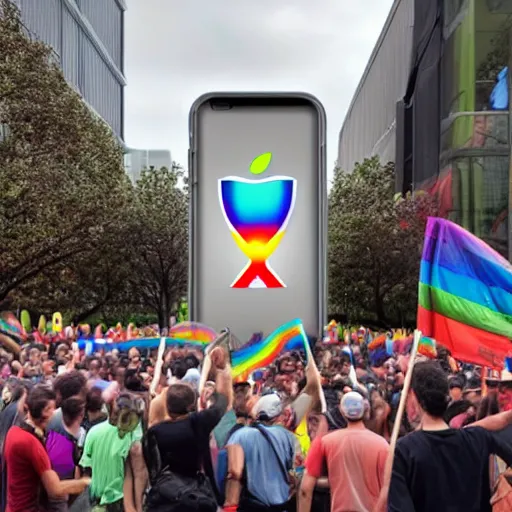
[11,221,137,324]
[328,157,437,326]
[0,1,128,306]
[127,164,188,328]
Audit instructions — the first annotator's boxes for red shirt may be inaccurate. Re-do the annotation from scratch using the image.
[306,428,389,512]
[4,425,51,512]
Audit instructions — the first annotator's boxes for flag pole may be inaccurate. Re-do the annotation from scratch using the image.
[376,329,421,511]
[304,339,327,413]
[150,337,167,398]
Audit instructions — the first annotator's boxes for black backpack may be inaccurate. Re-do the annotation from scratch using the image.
[143,427,218,512]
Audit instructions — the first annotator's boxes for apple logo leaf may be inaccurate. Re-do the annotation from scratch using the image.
[249,152,272,175]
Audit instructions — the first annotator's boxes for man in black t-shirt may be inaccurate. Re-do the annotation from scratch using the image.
[388,361,512,512]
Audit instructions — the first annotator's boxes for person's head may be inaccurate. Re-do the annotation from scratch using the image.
[233,391,251,421]
[55,343,69,360]
[199,381,216,409]
[128,348,141,368]
[1,377,25,405]
[166,383,197,418]
[29,348,41,365]
[109,392,145,438]
[114,366,126,387]
[340,391,365,423]
[498,380,512,411]
[25,384,56,430]
[124,368,147,392]
[233,382,251,400]
[170,359,188,380]
[410,361,449,420]
[463,377,482,407]
[339,353,351,376]
[449,377,464,402]
[86,387,105,415]
[88,358,101,377]
[184,354,200,370]
[61,396,86,428]
[53,370,87,406]
[252,393,284,424]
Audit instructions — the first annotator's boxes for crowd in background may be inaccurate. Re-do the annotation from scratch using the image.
[1,327,512,511]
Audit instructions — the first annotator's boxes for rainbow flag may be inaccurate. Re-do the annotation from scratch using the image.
[231,318,308,378]
[418,336,437,359]
[418,217,512,368]
[169,322,217,343]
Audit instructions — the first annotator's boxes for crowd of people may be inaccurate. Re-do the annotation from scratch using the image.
[0,326,512,512]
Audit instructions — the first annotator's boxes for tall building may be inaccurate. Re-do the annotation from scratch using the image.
[338,0,511,260]
[14,0,125,141]
[124,148,172,182]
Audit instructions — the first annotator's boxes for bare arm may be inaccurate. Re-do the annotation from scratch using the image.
[148,386,169,428]
[130,442,147,511]
[468,410,512,431]
[298,471,317,512]
[224,444,244,507]
[41,470,90,499]
[123,459,137,512]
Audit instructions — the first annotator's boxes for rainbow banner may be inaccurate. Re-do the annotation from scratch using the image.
[77,321,218,352]
[77,336,209,352]
[418,217,512,368]
[231,318,308,378]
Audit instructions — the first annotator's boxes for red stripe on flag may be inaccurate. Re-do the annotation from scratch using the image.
[417,306,510,369]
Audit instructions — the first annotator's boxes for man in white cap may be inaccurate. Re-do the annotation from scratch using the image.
[298,391,389,512]
[223,393,296,512]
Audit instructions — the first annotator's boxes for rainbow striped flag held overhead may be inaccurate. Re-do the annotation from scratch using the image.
[231,318,308,378]
[418,217,512,368]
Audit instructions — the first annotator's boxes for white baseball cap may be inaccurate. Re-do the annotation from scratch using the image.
[340,391,365,420]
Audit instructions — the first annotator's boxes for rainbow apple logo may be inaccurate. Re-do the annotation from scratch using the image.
[218,153,297,288]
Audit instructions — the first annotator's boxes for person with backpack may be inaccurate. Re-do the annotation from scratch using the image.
[143,347,232,512]
[223,393,297,512]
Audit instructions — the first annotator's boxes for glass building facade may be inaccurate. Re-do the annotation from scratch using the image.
[338,0,512,260]
[440,0,510,258]
[14,0,126,141]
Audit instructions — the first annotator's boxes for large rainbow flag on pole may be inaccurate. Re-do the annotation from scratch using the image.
[231,318,308,379]
[418,217,512,368]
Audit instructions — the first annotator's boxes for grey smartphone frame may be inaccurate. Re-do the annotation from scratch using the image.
[188,91,327,338]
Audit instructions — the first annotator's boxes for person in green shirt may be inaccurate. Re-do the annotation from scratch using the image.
[79,393,145,512]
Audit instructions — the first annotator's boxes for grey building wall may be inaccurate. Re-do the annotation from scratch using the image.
[15,0,126,140]
[124,148,173,183]
[337,0,414,172]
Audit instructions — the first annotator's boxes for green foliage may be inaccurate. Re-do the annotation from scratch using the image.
[0,1,128,306]
[0,4,187,328]
[328,157,438,326]
[249,152,272,175]
[126,164,188,327]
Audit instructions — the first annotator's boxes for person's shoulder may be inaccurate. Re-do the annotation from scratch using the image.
[460,425,495,444]
[361,427,390,446]
[267,425,296,444]
[87,419,110,438]
[5,426,38,451]
[5,424,23,442]
[227,425,252,443]
[396,429,426,450]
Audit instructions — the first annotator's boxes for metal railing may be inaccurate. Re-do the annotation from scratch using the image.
[440,110,510,161]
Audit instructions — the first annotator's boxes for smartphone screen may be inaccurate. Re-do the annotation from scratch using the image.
[189,94,326,341]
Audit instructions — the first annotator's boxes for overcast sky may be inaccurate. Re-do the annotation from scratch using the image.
[124,0,394,178]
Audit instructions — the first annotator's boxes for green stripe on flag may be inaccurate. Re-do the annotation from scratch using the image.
[418,282,512,339]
